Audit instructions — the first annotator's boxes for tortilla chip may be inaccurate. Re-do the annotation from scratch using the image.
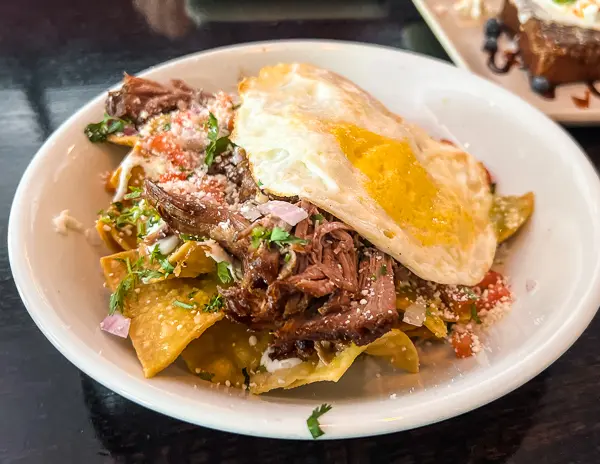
[423,313,448,338]
[107,134,139,147]
[125,278,223,377]
[365,329,420,373]
[249,344,365,394]
[169,242,216,278]
[181,320,270,386]
[100,250,223,377]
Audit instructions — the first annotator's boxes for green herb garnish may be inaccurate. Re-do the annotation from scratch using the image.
[471,304,482,324]
[311,214,324,222]
[174,300,197,310]
[205,112,232,167]
[379,264,388,276]
[284,253,292,263]
[203,294,225,313]
[188,290,199,299]
[307,404,332,439]
[255,365,267,373]
[250,226,270,248]
[251,226,308,249]
[216,261,232,284]
[84,113,131,143]
[108,256,167,314]
[123,186,143,200]
[150,246,175,276]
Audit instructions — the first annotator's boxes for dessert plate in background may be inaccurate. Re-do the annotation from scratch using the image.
[412,0,600,125]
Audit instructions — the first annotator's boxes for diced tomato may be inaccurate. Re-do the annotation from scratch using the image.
[451,331,474,358]
[476,270,502,290]
[473,270,511,311]
[147,133,187,166]
[158,171,189,183]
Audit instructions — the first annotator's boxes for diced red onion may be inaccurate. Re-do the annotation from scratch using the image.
[402,303,426,327]
[100,314,131,338]
[123,125,137,136]
[257,201,308,226]
[240,204,262,221]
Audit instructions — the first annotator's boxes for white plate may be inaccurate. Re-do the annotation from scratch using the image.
[8,40,600,439]
[412,0,600,124]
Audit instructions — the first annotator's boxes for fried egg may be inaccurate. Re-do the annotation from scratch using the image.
[233,64,496,285]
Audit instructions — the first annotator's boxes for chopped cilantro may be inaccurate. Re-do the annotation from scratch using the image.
[471,304,482,324]
[188,289,199,299]
[84,113,131,143]
[256,365,267,373]
[205,112,232,167]
[216,261,232,284]
[311,214,324,222]
[108,256,165,314]
[379,264,388,276]
[124,186,143,200]
[174,300,197,310]
[269,227,308,247]
[250,226,270,248]
[203,294,225,313]
[251,226,308,249]
[150,246,175,276]
[197,371,215,382]
[307,404,332,439]
[284,253,292,263]
[242,367,250,388]
[257,180,264,187]
[163,123,171,131]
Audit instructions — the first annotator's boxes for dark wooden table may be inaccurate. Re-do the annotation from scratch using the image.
[1,1,600,462]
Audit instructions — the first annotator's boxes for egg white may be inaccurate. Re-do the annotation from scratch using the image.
[233,63,496,285]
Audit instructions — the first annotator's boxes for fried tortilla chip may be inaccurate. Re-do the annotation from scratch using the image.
[107,134,139,147]
[249,344,365,394]
[100,251,223,377]
[365,329,420,373]
[170,242,217,278]
[181,320,271,386]
[124,278,223,377]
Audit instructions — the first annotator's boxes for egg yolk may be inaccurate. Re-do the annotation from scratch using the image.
[332,124,474,246]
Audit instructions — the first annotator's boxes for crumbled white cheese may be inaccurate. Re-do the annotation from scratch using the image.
[53,210,84,235]
[260,347,302,373]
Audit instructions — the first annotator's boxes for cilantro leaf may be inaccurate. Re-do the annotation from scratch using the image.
[174,300,197,310]
[203,294,225,313]
[216,262,232,284]
[138,269,166,284]
[269,227,308,247]
[150,246,175,275]
[84,113,131,143]
[471,304,482,324]
[307,404,332,439]
[124,186,143,200]
[109,272,135,315]
[204,112,232,167]
[311,214,324,222]
[250,226,270,248]
[379,264,388,276]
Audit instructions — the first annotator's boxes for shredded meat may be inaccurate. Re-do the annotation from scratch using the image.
[106,74,198,123]
[146,178,398,358]
[271,250,397,358]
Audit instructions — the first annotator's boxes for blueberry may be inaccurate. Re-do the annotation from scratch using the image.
[484,18,502,38]
[483,37,498,53]
[530,76,551,94]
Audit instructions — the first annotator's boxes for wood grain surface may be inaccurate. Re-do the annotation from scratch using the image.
[1,1,599,462]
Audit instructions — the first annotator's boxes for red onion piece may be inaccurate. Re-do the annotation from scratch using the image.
[257,201,308,226]
[100,313,131,338]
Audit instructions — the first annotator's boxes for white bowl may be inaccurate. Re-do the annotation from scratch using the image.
[9,40,600,440]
